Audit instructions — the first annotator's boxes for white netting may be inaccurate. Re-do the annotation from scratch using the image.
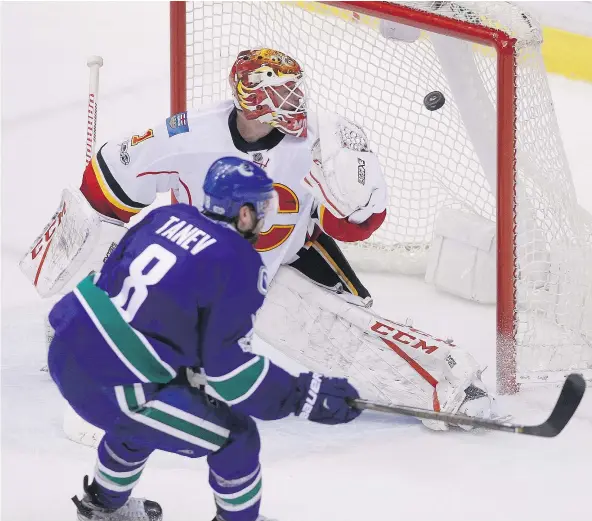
[181,1,592,384]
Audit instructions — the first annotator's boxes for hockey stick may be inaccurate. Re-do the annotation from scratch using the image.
[349,373,586,437]
[85,55,103,165]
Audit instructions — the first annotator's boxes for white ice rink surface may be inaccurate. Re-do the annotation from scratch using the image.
[2,3,592,521]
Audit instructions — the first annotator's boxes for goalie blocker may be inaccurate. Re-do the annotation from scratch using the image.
[19,187,126,298]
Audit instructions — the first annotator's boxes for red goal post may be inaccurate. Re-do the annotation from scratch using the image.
[169,1,592,395]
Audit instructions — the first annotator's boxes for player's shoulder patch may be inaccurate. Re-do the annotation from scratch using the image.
[257,266,269,296]
[166,111,189,137]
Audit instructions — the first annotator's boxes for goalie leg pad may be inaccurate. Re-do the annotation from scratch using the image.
[19,187,126,298]
[255,267,493,424]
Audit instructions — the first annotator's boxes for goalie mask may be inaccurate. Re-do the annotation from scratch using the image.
[229,49,307,137]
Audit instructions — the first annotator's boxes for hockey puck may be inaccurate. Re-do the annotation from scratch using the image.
[423,91,445,111]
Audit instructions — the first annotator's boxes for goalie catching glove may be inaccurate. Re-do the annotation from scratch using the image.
[303,111,387,224]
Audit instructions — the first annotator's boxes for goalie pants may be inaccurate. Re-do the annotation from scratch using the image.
[48,333,262,521]
[291,229,371,300]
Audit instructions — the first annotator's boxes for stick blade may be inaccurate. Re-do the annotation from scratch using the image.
[523,373,586,437]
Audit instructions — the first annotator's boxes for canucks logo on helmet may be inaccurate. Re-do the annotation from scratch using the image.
[237,162,255,177]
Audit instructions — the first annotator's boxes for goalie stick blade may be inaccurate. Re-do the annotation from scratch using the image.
[350,373,586,438]
[520,373,586,438]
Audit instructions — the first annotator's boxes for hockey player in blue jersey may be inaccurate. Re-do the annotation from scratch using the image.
[47,156,361,521]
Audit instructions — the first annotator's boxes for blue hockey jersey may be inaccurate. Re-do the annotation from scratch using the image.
[48,204,298,420]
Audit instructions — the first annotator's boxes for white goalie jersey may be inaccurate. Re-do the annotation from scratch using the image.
[20,101,386,296]
[75,101,386,281]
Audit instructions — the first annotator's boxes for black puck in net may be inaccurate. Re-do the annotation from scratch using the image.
[423,91,445,111]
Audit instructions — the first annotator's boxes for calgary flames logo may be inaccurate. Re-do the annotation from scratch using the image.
[255,183,299,252]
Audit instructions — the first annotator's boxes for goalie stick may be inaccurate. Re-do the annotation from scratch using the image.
[349,373,586,437]
[60,55,106,450]
[86,55,103,164]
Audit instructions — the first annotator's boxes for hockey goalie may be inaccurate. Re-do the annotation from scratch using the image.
[20,48,497,431]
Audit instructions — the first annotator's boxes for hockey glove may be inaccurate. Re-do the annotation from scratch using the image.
[295,372,361,425]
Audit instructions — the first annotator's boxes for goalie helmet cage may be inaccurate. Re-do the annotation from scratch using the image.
[169,1,592,394]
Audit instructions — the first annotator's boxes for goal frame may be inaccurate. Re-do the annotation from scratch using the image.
[169,0,519,394]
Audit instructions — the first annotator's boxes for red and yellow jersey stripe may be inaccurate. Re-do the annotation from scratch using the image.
[81,145,148,223]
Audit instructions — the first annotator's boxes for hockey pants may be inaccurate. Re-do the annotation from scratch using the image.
[48,340,262,521]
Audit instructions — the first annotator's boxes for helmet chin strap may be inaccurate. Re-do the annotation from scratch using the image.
[234,213,262,245]
[202,208,262,245]
[240,229,259,245]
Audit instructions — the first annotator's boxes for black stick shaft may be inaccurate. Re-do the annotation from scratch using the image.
[350,399,518,433]
[349,373,586,438]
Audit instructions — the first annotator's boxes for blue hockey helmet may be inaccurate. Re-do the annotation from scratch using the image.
[203,157,277,233]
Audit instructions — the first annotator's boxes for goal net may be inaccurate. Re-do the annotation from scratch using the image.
[170,1,592,393]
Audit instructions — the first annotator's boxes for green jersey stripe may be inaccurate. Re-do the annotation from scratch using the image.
[215,479,263,512]
[118,384,230,437]
[75,276,176,383]
[206,357,269,405]
[223,480,262,506]
[73,287,149,383]
[124,384,140,410]
[97,460,146,479]
[148,400,230,437]
[206,356,262,382]
[215,469,261,499]
[138,407,228,447]
[93,472,138,493]
[97,468,143,487]
[115,387,227,453]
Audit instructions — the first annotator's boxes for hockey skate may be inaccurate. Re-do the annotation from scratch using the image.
[72,476,162,521]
